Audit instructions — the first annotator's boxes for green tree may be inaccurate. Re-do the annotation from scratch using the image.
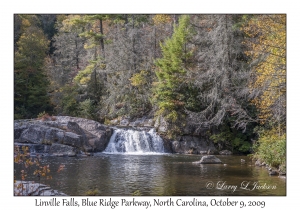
[153,15,192,137]
[14,17,52,119]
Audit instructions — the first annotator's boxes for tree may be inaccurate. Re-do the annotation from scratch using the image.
[242,15,286,134]
[186,15,255,131]
[153,15,193,136]
[242,14,286,167]
[98,15,153,119]
[14,16,52,119]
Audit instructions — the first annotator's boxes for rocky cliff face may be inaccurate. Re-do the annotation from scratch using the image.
[14,116,113,156]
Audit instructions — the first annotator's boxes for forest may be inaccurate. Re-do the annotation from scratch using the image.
[14,14,286,170]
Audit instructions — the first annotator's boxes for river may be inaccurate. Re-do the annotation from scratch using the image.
[14,153,286,196]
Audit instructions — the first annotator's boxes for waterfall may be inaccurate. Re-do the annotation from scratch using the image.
[104,128,165,154]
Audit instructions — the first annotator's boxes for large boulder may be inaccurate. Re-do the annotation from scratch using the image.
[193,155,223,164]
[19,124,49,144]
[14,116,113,154]
[55,116,113,152]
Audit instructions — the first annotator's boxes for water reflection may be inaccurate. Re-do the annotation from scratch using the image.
[14,154,286,196]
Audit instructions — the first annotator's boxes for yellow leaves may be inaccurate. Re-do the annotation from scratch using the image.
[61,15,84,32]
[242,15,286,123]
[152,14,172,26]
[22,19,31,28]
[129,70,148,87]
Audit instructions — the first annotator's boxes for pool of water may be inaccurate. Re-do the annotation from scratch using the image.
[14,153,286,196]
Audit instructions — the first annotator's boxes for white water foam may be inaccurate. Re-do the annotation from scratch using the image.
[103,128,165,154]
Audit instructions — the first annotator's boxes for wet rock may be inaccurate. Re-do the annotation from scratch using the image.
[194,155,222,164]
[279,171,286,176]
[49,143,77,156]
[120,119,129,126]
[255,159,262,166]
[269,170,278,176]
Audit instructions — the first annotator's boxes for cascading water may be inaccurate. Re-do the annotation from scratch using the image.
[104,128,165,154]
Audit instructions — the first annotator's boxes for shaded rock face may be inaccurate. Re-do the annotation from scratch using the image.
[171,136,217,154]
[14,117,113,155]
[193,155,223,164]
[219,150,232,155]
[14,181,67,196]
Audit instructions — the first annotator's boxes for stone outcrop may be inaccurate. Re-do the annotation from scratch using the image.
[193,155,223,164]
[171,136,217,154]
[14,181,67,196]
[14,116,113,155]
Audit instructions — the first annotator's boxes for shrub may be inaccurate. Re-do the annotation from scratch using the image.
[85,188,101,196]
[252,128,286,168]
[37,111,56,121]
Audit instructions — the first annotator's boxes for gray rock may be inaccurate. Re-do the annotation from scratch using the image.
[63,132,84,148]
[14,116,114,154]
[55,116,113,151]
[219,150,232,155]
[49,143,77,156]
[44,128,62,144]
[269,170,278,176]
[279,171,286,176]
[154,116,168,133]
[255,159,262,166]
[120,119,129,126]
[171,136,217,154]
[14,121,31,140]
[19,124,49,144]
[67,151,76,157]
[143,119,154,127]
[14,181,67,196]
[195,155,222,164]
[67,121,86,138]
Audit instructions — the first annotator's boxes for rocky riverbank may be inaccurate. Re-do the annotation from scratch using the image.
[14,116,220,156]
[14,181,67,196]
